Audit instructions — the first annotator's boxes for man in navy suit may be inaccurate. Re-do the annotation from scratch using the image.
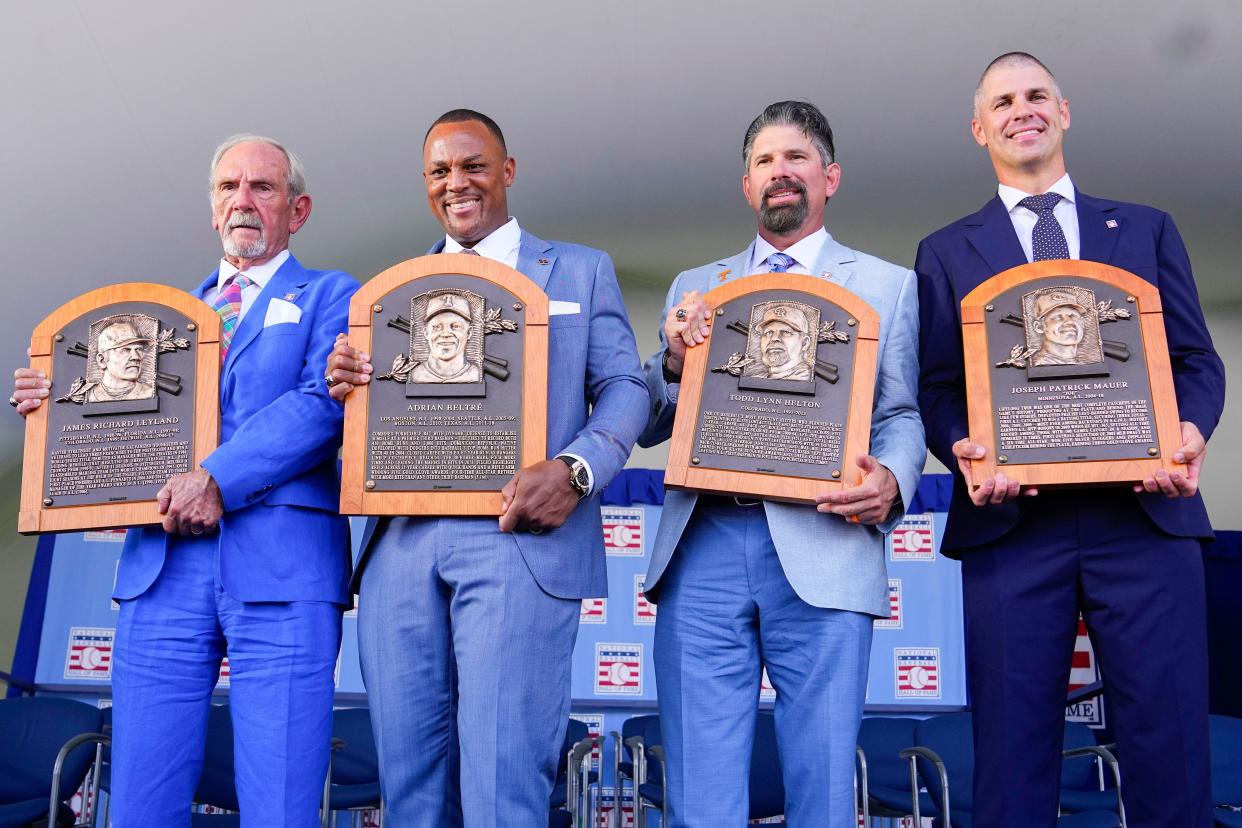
[14,135,357,827]
[917,53,1225,826]
[326,110,648,827]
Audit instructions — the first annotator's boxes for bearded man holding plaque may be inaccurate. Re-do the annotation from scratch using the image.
[12,135,357,827]
[639,100,925,826]
[916,52,1225,826]
[325,109,648,827]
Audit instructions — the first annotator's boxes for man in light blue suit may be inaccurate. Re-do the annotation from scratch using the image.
[639,101,925,826]
[15,135,357,827]
[326,110,649,827]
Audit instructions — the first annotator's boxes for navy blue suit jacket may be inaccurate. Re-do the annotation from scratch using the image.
[916,191,1225,554]
[114,255,359,603]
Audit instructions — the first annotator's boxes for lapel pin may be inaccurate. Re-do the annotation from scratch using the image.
[537,258,550,265]
[718,269,732,282]
[822,271,833,278]
[283,292,298,301]
[1105,219,1118,229]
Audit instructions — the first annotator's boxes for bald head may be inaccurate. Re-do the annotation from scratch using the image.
[973,52,1062,118]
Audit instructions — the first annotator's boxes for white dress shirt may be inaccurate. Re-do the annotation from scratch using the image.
[747,227,829,275]
[998,173,1080,262]
[444,218,595,496]
[207,249,290,324]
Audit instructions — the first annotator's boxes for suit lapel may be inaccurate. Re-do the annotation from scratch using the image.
[965,196,1027,275]
[711,247,753,289]
[223,255,308,375]
[811,234,856,288]
[1075,191,1121,264]
[515,232,555,289]
[192,271,218,300]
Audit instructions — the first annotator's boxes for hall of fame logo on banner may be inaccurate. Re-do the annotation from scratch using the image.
[65,627,114,680]
[1065,617,1105,728]
[895,647,940,698]
[596,790,636,828]
[570,712,603,770]
[580,597,607,625]
[874,579,903,629]
[217,657,231,687]
[84,528,127,543]
[595,643,643,695]
[634,574,656,625]
[890,514,935,561]
[602,507,644,556]
[759,667,777,701]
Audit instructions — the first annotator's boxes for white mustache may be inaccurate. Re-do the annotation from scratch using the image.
[227,212,262,230]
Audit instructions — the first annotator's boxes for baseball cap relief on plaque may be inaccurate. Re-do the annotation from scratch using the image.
[961,259,1184,488]
[340,254,548,516]
[20,283,221,534]
[665,273,879,503]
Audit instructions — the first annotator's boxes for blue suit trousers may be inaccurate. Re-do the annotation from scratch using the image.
[111,534,341,828]
[357,517,580,827]
[653,500,871,827]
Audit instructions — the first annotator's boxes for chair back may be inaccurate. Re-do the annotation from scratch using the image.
[194,704,240,812]
[748,711,784,819]
[331,707,379,786]
[911,712,975,815]
[1210,715,1242,806]
[557,719,590,782]
[1061,721,1101,790]
[0,697,102,804]
[858,716,918,792]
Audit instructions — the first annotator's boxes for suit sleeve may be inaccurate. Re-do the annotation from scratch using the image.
[1152,213,1226,440]
[554,251,649,492]
[203,271,359,511]
[637,275,685,447]
[868,268,927,533]
[915,238,971,470]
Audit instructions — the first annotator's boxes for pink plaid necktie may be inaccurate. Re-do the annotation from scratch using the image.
[212,273,253,364]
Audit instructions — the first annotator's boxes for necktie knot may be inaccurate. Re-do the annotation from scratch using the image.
[766,252,796,273]
[458,248,480,256]
[1019,193,1063,214]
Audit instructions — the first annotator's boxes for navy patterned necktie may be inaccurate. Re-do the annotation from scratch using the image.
[765,252,797,273]
[1019,193,1070,261]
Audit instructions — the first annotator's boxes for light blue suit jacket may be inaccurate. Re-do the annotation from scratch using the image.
[114,254,359,604]
[354,231,649,600]
[639,233,925,617]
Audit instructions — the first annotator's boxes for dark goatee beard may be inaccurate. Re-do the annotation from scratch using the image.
[759,190,808,235]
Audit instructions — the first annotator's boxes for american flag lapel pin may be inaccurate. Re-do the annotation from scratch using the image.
[1105,219,1118,229]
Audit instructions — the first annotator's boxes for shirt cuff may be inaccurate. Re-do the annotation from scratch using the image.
[557,452,595,498]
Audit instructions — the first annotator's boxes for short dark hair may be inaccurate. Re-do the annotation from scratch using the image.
[424,109,508,154]
[742,100,835,169]
[974,52,1062,116]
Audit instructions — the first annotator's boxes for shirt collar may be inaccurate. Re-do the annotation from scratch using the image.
[998,172,1076,213]
[444,217,521,261]
[217,249,290,291]
[752,226,829,272]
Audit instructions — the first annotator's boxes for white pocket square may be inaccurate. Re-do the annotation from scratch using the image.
[549,300,580,316]
[264,298,302,326]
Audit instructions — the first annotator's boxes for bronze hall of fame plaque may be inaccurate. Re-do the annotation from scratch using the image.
[665,273,879,504]
[961,259,1184,489]
[20,283,221,534]
[340,254,548,516]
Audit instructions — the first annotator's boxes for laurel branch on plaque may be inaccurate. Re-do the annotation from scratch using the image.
[55,313,192,405]
[377,288,518,386]
[993,285,1133,378]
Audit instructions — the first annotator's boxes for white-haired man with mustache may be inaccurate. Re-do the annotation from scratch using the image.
[13,134,357,827]
[638,100,925,825]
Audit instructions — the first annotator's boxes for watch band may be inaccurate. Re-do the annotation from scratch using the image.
[555,455,590,499]
[661,350,681,383]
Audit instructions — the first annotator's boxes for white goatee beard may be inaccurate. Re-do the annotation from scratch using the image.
[223,232,267,259]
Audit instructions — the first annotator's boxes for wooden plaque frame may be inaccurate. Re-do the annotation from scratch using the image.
[665,273,880,503]
[962,260,1184,488]
[20,283,221,534]
[340,254,548,516]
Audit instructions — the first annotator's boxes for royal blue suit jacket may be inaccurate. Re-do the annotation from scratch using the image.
[916,191,1225,554]
[353,231,649,600]
[114,254,359,604]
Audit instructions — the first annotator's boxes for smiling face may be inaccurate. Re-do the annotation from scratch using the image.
[972,59,1070,187]
[423,120,515,246]
[1037,305,1085,348]
[210,141,311,267]
[743,124,840,246]
[427,311,469,362]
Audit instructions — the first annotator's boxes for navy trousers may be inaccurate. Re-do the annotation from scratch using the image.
[962,489,1211,827]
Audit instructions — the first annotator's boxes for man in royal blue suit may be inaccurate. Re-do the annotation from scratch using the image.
[917,53,1225,827]
[14,135,357,826]
[326,110,649,826]
[640,101,925,826]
